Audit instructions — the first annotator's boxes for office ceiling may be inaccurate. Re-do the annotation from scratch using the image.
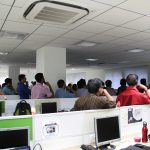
[1,0,150,69]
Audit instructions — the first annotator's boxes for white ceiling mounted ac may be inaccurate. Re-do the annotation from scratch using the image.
[23,0,89,25]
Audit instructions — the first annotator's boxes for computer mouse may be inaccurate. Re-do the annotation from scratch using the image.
[134,144,144,148]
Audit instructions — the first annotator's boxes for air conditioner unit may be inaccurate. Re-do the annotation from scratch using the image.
[23,0,89,25]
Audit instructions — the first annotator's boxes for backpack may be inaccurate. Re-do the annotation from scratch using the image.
[14,100,31,115]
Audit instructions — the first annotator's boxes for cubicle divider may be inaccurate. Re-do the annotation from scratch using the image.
[0,105,150,149]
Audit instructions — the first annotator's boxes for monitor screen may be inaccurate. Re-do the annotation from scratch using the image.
[41,102,57,114]
[94,115,121,147]
[0,127,29,149]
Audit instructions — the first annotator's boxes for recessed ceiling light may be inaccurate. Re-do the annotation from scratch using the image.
[85,58,99,61]
[76,41,97,47]
[128,48,145,53]
[0,52,8,55]
[0,30,29,40]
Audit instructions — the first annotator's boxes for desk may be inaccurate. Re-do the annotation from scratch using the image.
[61,133,150,150]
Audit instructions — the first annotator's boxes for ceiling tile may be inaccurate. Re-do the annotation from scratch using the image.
[107,38,133,45]
[87,33,117,43]
[0,20,4,28]
[34,25,68,36]
[75,21,115,33]
[103,27,138,37]
[118,0,150,15]
[14,0,27,7]
[0,4,11,20]
[2,21,40,33]
[92,8,142,26]
[0,38,21,51]
[124,32,150,41]
[91,0,127,6]
[122,16,150,31]
[0,0,13,5]
[26,34,55,43]
[48,38,80,47]
[62,30,95,40]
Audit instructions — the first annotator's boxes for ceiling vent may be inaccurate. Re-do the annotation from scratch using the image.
[23,0,89,25]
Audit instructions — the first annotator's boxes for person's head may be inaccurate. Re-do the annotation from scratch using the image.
[57,79,65,88]
[120,78,126,86]
[18,74,26,83]
[87,78,103,94]
[35,73,44,83]
[5,78,12,86]
[72,84,77,91]
[105,80,112,88]
[126,74,138,86]
[140,78,147,86]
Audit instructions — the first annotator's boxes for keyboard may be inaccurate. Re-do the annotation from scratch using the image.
[120,144,150,150]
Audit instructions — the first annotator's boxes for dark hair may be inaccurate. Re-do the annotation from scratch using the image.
[18,74,25,81]
[120,78,126,86]
[126,74,138,86]
[57,79,65,88]
[140,78,147,86]
[105,80,112,87]
[5,78,12,84]
[72,84,77,91]
[87,78,103,94]
[35,73,44,83]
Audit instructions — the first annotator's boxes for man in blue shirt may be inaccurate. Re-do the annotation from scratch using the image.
[17,74,31,99]
[2,78,16,95]
[55,79,75,98]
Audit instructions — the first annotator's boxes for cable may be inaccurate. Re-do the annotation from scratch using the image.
[33,143,42,150]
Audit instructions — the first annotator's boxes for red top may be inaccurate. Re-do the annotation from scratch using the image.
[116,87,150,106]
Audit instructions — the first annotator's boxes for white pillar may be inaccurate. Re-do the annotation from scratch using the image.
[36,46,66,92]
[9,65,20,89]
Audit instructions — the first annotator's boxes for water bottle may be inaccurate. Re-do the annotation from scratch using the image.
[142,121,148,143]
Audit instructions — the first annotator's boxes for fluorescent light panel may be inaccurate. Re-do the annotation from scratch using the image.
[76,41,97,47]
[85,58,99,61]
[128,48,145,53]
[0,52,8,55]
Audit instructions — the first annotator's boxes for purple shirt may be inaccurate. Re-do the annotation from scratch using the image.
[31,82,52,99]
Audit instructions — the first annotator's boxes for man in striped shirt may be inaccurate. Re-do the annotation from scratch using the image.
[73,78,116,111]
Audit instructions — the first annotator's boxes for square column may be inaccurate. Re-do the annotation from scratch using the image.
[36,46,66,92]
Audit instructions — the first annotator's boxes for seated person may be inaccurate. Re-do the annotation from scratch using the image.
[76,79,88,97]
[31,73,53,99]
[73,78,116,111]
[2,78,16,95]
[55,79,75,98]
[116,74,150,106]
[117,78,127,95]
[105,80,116,96]
[138,78,148,93]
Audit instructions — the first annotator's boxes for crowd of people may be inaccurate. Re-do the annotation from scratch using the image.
[1,73,150,111]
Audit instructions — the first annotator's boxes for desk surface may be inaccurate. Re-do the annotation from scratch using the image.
[61,133,150,150]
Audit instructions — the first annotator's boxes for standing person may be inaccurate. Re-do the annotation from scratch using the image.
[2,78,16,95]
[17,74,31,99]
[116,74,150,106]
[105,80,116,96]
[55,79,75,98]
[31,73,53,99]
[117,78,127,95]
[73,78,116,111]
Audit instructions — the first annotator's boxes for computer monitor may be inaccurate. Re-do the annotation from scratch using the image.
[41,102,57,114]
[94,115,121,148]
[0,127,30,149]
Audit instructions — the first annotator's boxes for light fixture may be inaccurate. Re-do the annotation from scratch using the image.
[0,30,29,40]
[76,41,97,47]
[0,52,8,55]
[119,60,130,64]
[85,58,99,61]
[128,48,145,53]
